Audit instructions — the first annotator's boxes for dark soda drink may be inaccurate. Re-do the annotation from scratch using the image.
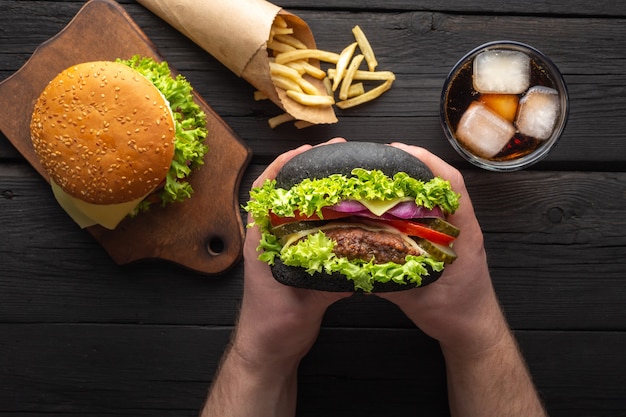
[440,41,568,171]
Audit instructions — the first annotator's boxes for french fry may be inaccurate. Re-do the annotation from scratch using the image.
[285,61,306,75]
[270,62,301,81]
[270,62,322,95]
[294,120,314,129]
[352,25,378,71]
[339,54,364,100]
[347,82,365,98]
[323,77,332,95]
[332,41,357,91]
[254,90,268,101]
[274,34,308,50]
[336,79,393,109]
[328,69,395,81]
[286,90,335,106]
[271,74,303,93]
[287,60,327,79]
[275,49,340,65]
[273,15,288,28]
[269,17,293,43]
[296,77,324,96]
[268,112,295,129]
[267,39,297,53]
[270,27,294,36]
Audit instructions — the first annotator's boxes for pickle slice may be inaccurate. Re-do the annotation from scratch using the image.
[271,220,328,238]
[416,218,460,237]
[415,238,458,263]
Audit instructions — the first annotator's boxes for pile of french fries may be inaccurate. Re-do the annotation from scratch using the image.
[258,16,396,128]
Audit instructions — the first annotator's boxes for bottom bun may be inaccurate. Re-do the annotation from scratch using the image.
[270,259,443,292]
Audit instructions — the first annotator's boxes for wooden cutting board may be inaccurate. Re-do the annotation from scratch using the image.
[0,0,252,275]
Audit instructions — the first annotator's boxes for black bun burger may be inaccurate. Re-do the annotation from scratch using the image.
[244,141,461,293]
[30,56,208,230]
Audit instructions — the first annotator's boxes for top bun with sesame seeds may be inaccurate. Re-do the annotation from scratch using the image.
[29,56,209,229]
[31,61,176,204]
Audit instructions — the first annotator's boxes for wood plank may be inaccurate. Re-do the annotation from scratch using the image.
[0,323,228,414]
[1,324,624,416]
[273,0,626,16]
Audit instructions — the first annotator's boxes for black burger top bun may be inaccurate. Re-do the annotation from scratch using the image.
[30,61,176,205]
[276,141,434,189]
[269,141,445,293]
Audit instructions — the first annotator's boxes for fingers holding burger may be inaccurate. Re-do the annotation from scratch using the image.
[244,141,461,293]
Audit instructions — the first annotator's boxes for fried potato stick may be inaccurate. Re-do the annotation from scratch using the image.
[352,25,378,71]
[275,49,340,65]
[328,69,396,81]
[332,41,358,91]
[336,79,393,109]
[339,54,364,100]
[286,90,335,106]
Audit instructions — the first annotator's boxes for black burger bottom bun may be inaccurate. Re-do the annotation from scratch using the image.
[271,259,443,292]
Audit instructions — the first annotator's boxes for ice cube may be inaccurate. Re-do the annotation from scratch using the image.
[479,93,519,122]
[516,86,560,140]
[455,101,516,158]
[473,50,530,94]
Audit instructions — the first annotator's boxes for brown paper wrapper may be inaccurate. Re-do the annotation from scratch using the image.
[138,0,337,124]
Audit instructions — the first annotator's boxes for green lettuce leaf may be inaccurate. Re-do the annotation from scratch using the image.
[244,168,460,230]
[260,230,445,292]
[118,55,209,212]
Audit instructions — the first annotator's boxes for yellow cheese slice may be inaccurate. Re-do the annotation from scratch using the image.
[51,180,149,230]
[356,197,413,217]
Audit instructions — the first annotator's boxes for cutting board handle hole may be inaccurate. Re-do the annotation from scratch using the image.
[206,236,225,256]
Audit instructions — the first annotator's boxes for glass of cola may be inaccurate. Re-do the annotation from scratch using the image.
[440,41,569,171]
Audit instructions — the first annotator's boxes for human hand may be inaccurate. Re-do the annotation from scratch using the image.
[206,141,543,417]
[377,143,507,357]
[233,138,352,368]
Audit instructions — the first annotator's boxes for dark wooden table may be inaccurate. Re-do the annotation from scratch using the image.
[1,1,625,416]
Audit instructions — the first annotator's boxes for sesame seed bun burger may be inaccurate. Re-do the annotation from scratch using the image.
[244,141,461,293]
[30,56,208,230]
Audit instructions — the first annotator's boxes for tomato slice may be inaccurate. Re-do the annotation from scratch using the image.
[381,218,456,246]
[268,208,352,227]
[269,209,456,246]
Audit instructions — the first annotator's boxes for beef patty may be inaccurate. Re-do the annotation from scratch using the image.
[323,226,422,264]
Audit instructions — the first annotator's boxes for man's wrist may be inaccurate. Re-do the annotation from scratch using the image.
[438,300,510,360]
[439,316,510,364]
[229,335,303,376]
[201,334,301,417]
[440,323,548,417]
